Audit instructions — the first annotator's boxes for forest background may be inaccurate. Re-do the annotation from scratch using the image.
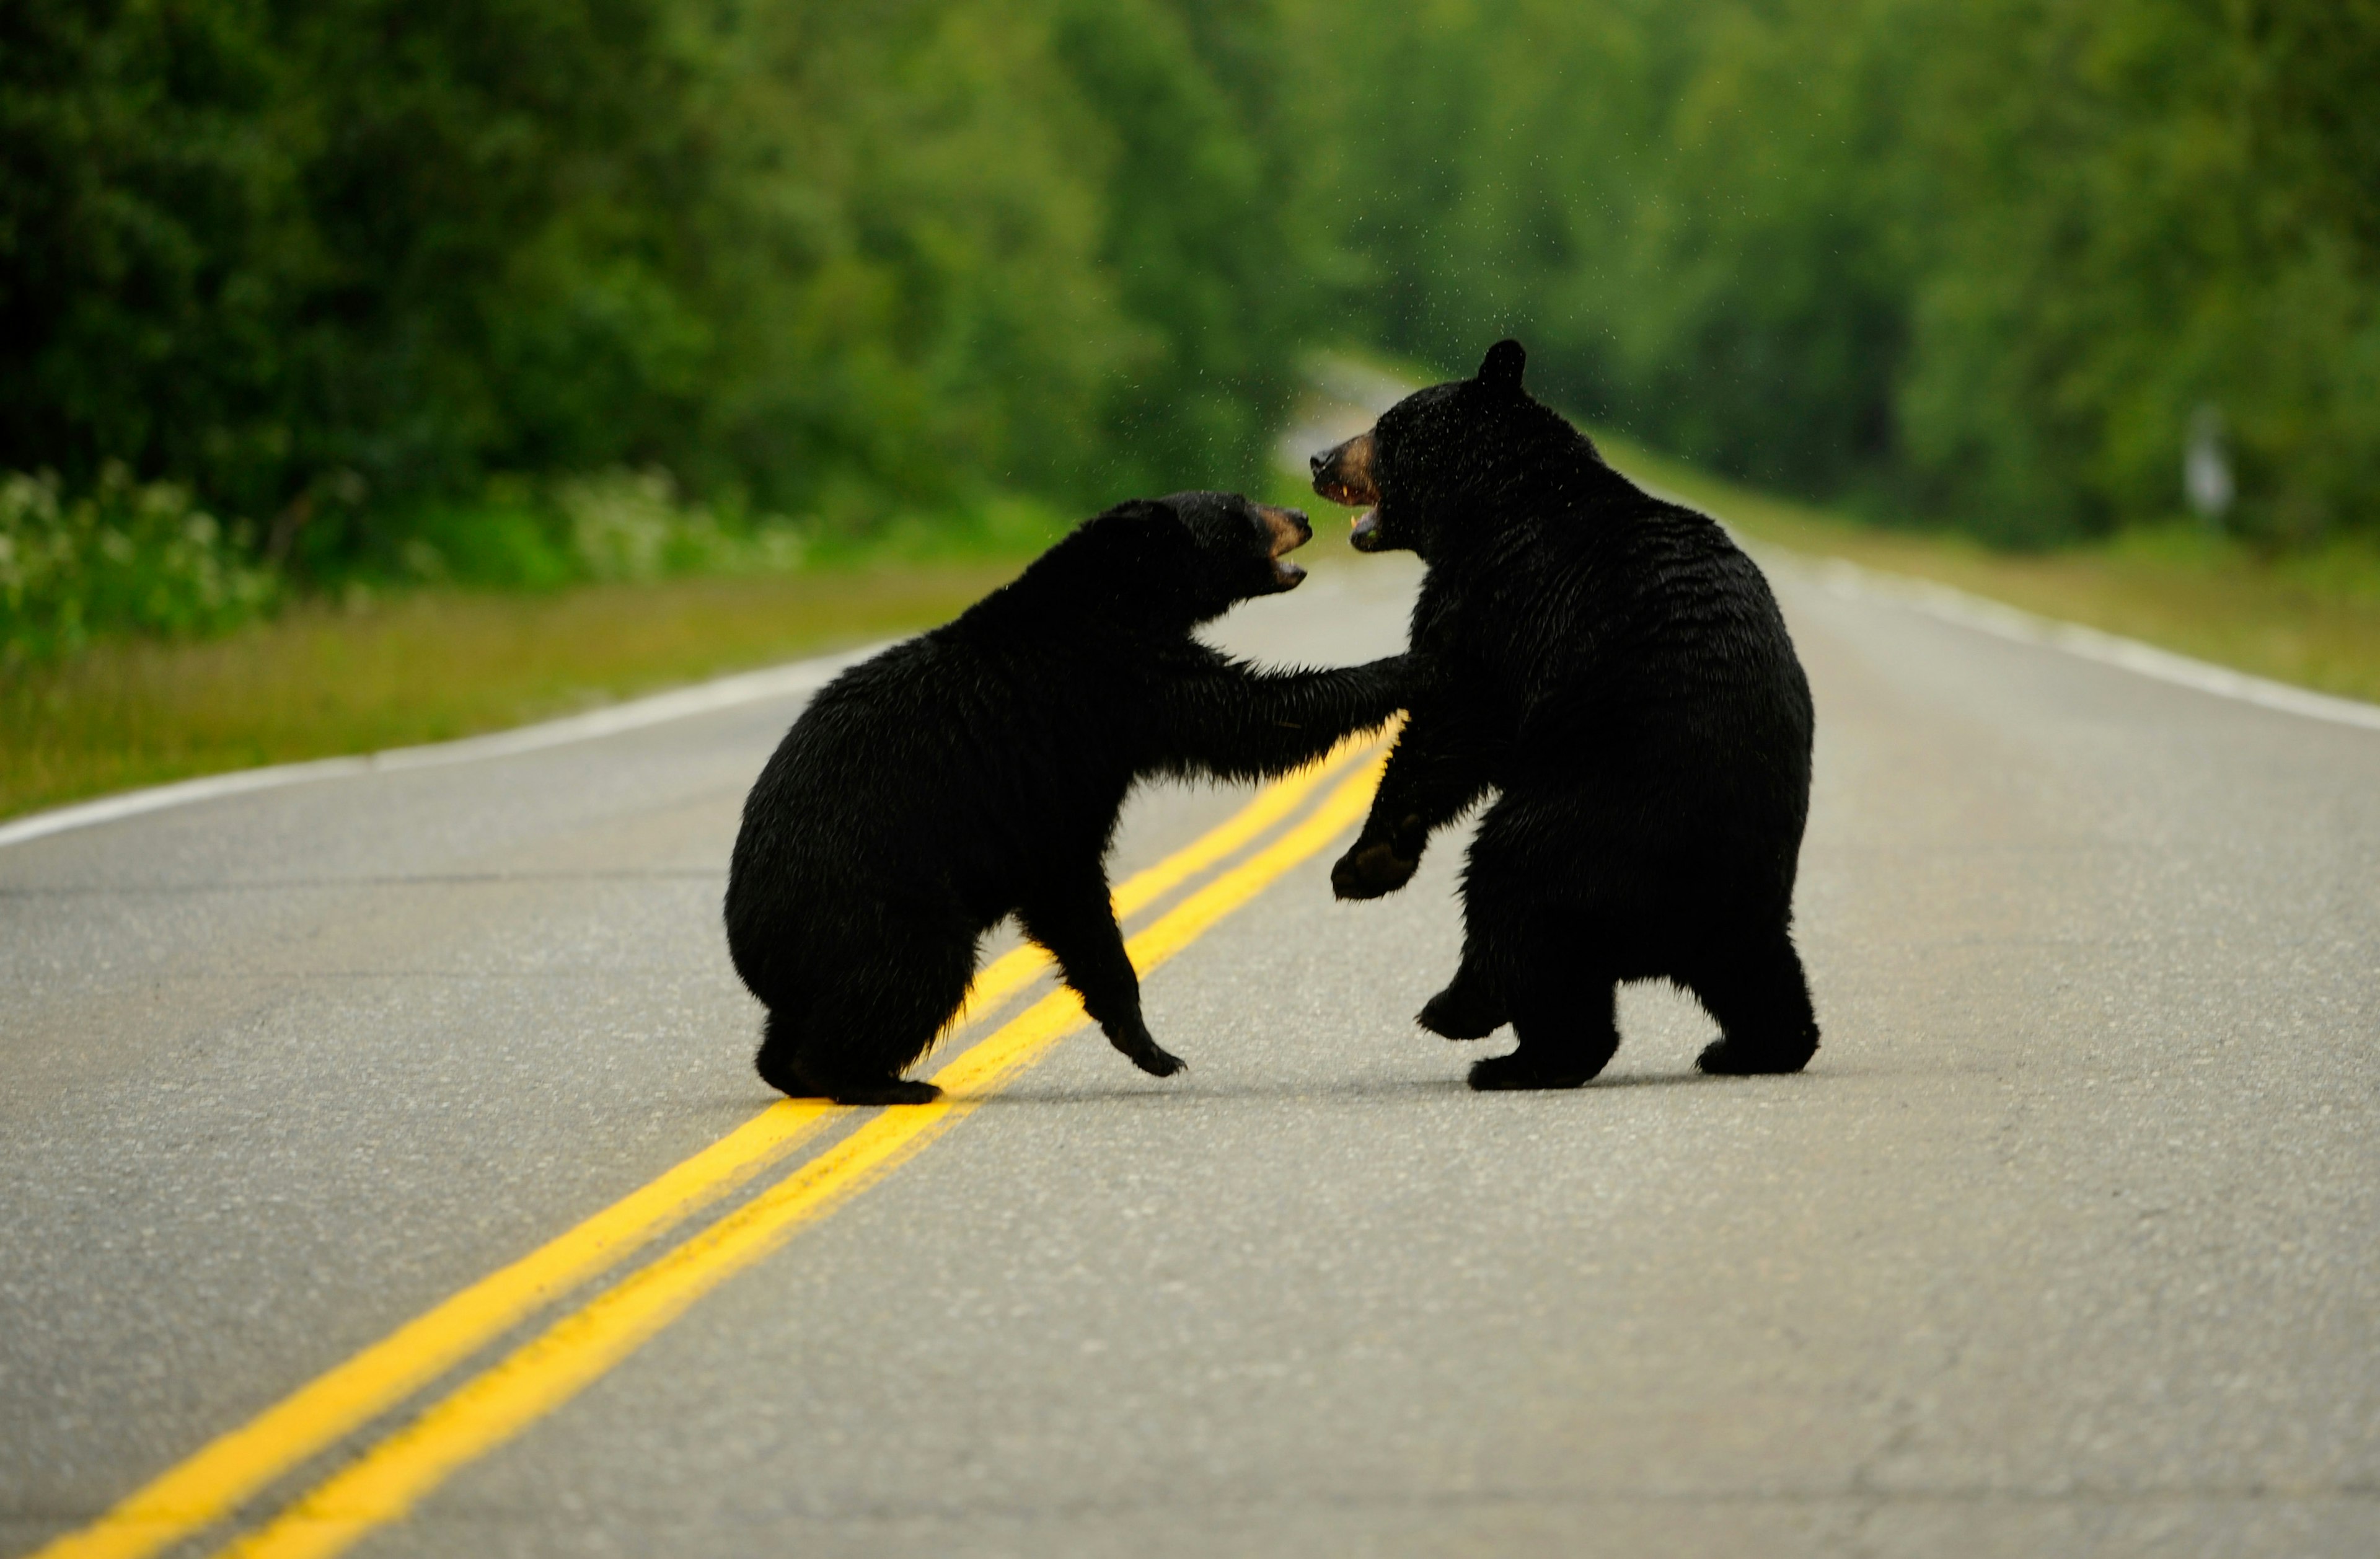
[4,1,2377,732]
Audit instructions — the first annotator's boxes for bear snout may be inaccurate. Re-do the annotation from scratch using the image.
[1255,503,1312,590]
[1256,503,1313,557]
[1310,431,1381,510]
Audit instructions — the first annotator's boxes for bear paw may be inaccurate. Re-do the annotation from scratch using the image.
[1131,1045,1186,1079]
[1417,986,1504,1040]
[1109,1035,1186,1079]
[827,1077,945,1106]
[1331,839,1418,899]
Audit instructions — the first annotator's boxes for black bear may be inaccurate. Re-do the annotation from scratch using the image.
[1310,340,1819,1090]
[725,491,1408,1105]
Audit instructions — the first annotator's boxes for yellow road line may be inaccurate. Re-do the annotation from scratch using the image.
[218,753,1387,1559]
[23,1100,837,1559]
[29,734,1380,1559]
[943,733,1377,1031]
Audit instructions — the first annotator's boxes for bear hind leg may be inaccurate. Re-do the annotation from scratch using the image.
[1468,971,1620,1092]
[754,921,974,1106]
[757,1005,947,1106]
[1688,929,1820,1076]
[813,1073,945,1107]
[754,1007,816,1096]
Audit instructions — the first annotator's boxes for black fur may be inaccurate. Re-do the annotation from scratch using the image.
[725,491,1408,1105]
[1310,341,1819,1090]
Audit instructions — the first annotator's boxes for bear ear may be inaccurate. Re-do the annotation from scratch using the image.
[1476,338,1527,393]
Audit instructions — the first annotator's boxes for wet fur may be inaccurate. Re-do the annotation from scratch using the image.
[725,492,1407,1104]
[1312,341,1820,1089]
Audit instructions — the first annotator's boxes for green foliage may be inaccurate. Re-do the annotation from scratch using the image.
[0,465,276,663]
[1275,0,1921,496]
[0,0,1288,555]
[1285,0,2380,547]
[1893,0,2380,545]
[3,0,2376,635]
[1049,0,1309,490]
[398,472,813,590]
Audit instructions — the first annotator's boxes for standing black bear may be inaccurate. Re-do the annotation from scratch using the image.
[725,491,1407,1105]
[1310,340,1819,1090]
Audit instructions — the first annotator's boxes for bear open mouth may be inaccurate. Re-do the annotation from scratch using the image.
[1309,430,1382,551]
[1310,431,1381,508]
[1256,503,1312,589]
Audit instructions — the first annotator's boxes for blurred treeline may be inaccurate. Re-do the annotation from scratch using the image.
[6,0,1307,590]
[1312,0,2380,550]
[4,0,2375,620]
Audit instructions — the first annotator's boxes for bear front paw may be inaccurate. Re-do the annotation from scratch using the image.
[1417,984,1505,1040]
[1128,1043,1186,1079]
[1331,839,1418,899]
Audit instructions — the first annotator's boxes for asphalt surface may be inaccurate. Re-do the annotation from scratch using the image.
[4,546,2376,1558]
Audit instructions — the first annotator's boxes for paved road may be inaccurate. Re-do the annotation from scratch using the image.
[4,546,2376,1558]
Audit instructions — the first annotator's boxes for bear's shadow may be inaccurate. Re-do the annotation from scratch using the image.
[990,1068,1750,1106]
[711,1058,1856,1110]
[713,1067,1790,1110]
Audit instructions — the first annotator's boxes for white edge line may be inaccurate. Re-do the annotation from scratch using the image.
[1793,554,2380,735]
[14,518,2377,849]
[0,642,888,852]
[1285,388,2380,740]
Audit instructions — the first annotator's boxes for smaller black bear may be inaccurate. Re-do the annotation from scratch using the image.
[725,491,1408,1105]
[1310,340,1819,1090]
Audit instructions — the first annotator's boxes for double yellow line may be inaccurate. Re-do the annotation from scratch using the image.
[36,735,1390,1559]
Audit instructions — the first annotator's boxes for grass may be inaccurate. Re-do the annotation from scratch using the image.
[1593,431,2380,707]
[1292,345,2380,706]
[9,397,2380,828]
[1,566,1016,822]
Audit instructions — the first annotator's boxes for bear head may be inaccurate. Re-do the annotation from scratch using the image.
[1308,339,1600,564]
[1065,490,1315,627]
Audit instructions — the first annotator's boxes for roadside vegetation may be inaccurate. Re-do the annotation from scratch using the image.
[1297,350,2380,709]
[0,566,1016,821]
[4,1,2376,819]
[17,408,2376,828]
[1598,435,2380,709]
